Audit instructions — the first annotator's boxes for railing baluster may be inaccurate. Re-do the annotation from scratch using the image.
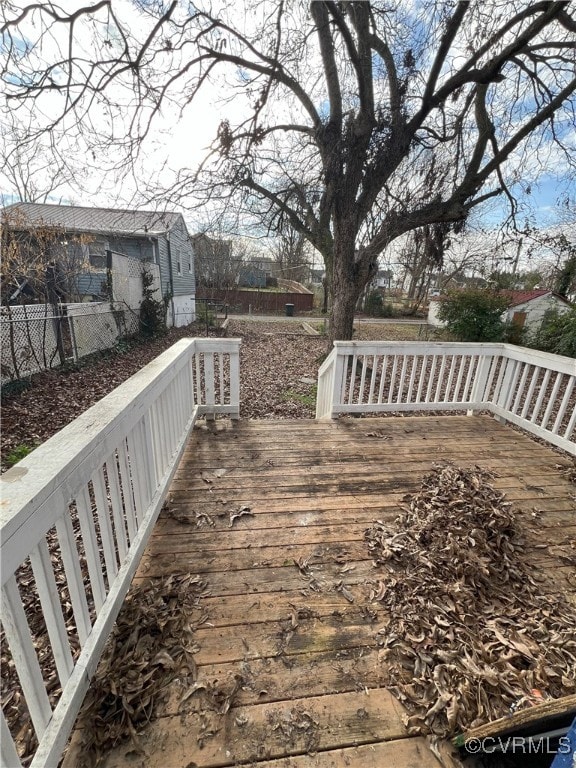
[445,356,457,401]
[91,469,118,580]
[1,708,22,768]
[388,356,399,403]
[425,356,437,403]
[54,514,91,646]
[347,354,358,404]
[462,355,476,403]
[125,427,144,525]
[541,372,564,431]
[531,369,551,424]
[76,487,106,611]
[483,354,499,403]
[416,355,427,403]
[492,356,507,405]
[358,356,368,404]
[452,355,467,402]
[149,402,164,492]
[378,355,388,403]
[434,355,447,402]
[169,377,180,451]
[29,540,74,685]
[368,354,378,404]
[502,360,520,412]
[219,352,225,404]
[511,362,530,414]
[136,419,153,506]
[204,352,216,417]
[565,400,576,440]
[158,394,170,472]
[397,356,408,403]
[106,454,129,562]
[229,347,240,417]
[116,438,137,542]
[406,355,417,403]
[195,353,202,406]
[1,575,52,737]
[521,365,540,419]
[553,377,575,435]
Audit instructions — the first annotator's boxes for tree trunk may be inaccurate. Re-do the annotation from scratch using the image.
[328,232,368,342]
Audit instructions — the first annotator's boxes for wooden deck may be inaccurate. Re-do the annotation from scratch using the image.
[66,415,575,768]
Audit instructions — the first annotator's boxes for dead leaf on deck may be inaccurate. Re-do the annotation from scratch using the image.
[229,505,253,527]
[335,580,355,603]
[366,430,392,440]
[365,462,576,739]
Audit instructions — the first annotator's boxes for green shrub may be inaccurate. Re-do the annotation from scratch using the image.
[365,291,394,318]
[139,267,167,338]
[437,290,509,342]
[529,307,576,358]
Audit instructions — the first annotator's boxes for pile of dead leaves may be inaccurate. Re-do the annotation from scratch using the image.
[72,573,206,767]
[365,462,576,738]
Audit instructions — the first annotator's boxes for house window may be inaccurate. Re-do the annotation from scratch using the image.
[89,252,106,269]
[175,248,182,276]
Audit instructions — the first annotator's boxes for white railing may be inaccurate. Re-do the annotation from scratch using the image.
[316,341,576,455]
[0,337,241,768]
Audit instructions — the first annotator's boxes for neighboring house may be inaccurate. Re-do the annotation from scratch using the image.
[498,289,572,330]
[428,289,572,330]
[237,265,267,288]
[369,269,394,291]
[2,202,196,327]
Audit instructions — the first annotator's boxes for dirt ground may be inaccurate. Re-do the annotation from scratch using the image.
[0,318,422,471]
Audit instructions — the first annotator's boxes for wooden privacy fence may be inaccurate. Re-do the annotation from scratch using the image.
[196,288,314,313]
[0,337,240,768]
[316,341,576,455]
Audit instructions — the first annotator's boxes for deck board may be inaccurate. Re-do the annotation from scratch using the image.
[66,415,575,768]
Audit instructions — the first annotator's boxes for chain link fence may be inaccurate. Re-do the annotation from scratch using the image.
[1,302,139,384]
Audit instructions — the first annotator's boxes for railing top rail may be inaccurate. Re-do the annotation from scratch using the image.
[331,340,506,354]
[498,343,576,375]
[317,346,338,377]
[0,337,241,584]
[194,337,242,353]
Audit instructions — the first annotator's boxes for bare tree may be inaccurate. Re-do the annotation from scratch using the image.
[2,1,575,339]
[268,226,314,285]
[192,232,237,292]
[0,207,93,304]
[0,113,80,206]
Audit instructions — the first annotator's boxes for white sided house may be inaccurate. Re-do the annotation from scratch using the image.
[428,289,572,331]
[3,202,196,327]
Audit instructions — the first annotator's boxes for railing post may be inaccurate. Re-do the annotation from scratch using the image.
[229,345,240,420]
[467,353,493,416]
[331,344,346,418]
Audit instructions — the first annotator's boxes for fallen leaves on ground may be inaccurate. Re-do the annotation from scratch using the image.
[365,462,576,738]
[1,318,424,470]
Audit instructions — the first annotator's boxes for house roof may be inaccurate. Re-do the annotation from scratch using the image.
[499,289,571,307]
[2,202,184,236]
